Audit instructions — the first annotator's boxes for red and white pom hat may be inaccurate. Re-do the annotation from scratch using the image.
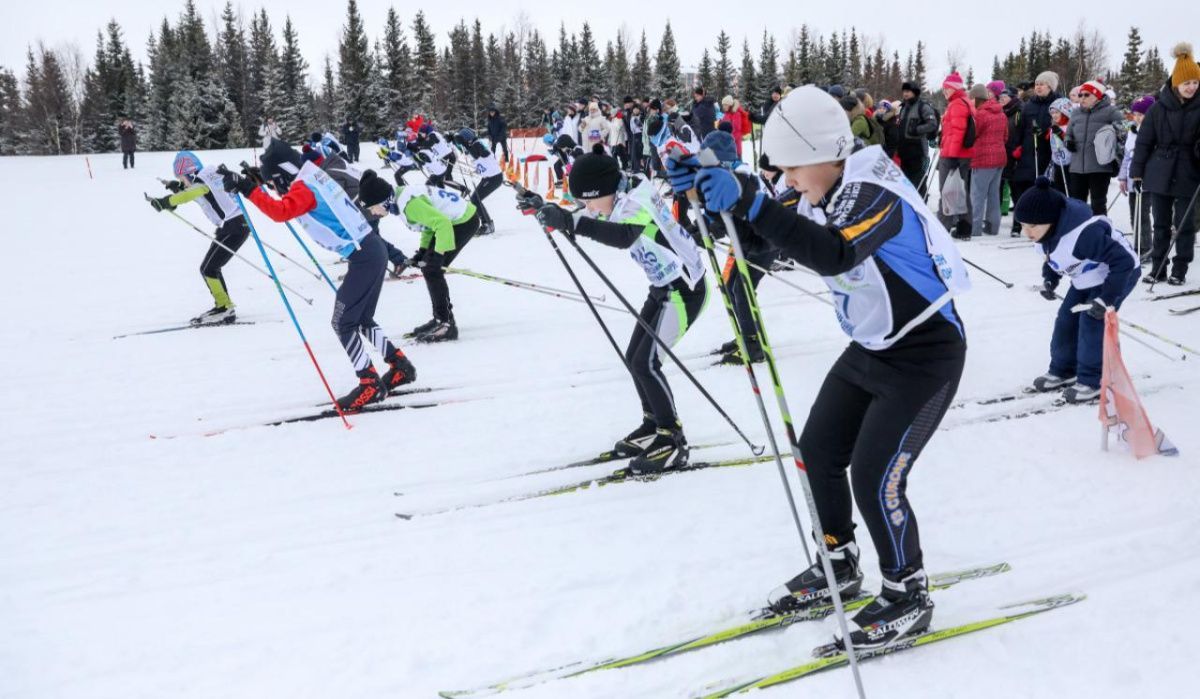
[1078,80,1106,101]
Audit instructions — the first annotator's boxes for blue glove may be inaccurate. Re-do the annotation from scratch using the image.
[666,154,700,194]
[695,167,763,220]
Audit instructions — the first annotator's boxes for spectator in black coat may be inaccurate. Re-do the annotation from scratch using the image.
[1009,71,1063,212]
[340,117,361,163]
[118,119,136,169]
[486,106,509,163]
[690,86,718,140]
[1131,43,1200,284]
[897,81,939,198]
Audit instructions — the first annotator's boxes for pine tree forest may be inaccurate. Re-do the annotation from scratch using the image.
[0,1,1174,156]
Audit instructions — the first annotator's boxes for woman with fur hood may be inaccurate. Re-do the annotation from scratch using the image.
[580,102,612,153]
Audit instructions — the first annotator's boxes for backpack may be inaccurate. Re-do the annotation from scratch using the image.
[1093,124,1120,166]
[962,112,977,149]
[926,102,942,146]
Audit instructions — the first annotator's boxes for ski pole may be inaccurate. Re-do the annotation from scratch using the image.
[1147,183,1200,293]
[446,266,608,303]
[1107,189,1123,214]
[960,256,1014,288]
[157,177,325,284]
[1134,189,1143,261]
[688,189,812,567]
[227,188,352,429]
[717,201,868,699]
[715,243,833,304]
[155,204,315,305]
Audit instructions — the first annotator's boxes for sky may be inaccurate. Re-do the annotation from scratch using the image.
[0,0,1185,95]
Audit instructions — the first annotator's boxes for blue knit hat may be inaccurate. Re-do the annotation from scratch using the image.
[1014,177,1066,225]
[702,130,739,165]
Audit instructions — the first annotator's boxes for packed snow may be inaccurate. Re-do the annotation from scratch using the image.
[1,142,1197,698]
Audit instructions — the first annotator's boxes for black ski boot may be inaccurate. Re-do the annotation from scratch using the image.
[628,427,689,474]
[336,366,387,413]
[611,416,657,457]
[1031,372,1076,392]
[380,350,417,390]
[717,340,765,365]
[712,340,738,356]
[190,306,236,326]
[408,318,439,337]
[835,568,933,651]
[417,320,458,343]
[766,540,864,615]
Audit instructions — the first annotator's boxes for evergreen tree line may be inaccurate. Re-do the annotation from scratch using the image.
[0,1,1174,156]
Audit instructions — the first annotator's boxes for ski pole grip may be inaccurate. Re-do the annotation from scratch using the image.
[696,148,721,168]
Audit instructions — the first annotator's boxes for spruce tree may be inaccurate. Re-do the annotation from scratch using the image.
[738,40,757,107]
[757,31,779,105]
[380,8,411,131]
[0,67,24,154]
[796,25,813,84]
[913,41,928,92]
[713,30,733,99]
[246,10,277,132]
[523,30,553,120]
[498,32,523,124]
[23,45,76,154]
[410,11,438,117]
[1116,27,1145,101]
[1141,46,1166,94]
[216,3,249,143]
[554,24,576,105]
[336,0,375,133]
[315,56,336,128]
[848,29,862,86]
[79,32,112,152]
[577,22,602,98]
[630,31,652,98]
[697,49,714,92]
[278,17,312,142]
[654,21,683,100]
[612,32,630,100]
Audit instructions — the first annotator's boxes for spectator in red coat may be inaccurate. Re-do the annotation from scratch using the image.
[720,95,752,157]
[937,72,978,238]
[968,83,1009,236]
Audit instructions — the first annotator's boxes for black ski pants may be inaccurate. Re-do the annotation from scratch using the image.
[626,282,708,429]
[421,214,481,322]
[799,342,964,580]
[199,217,251,307]
[122,150,135,169]
[724,245,778,352]
[1149,191,1198,279]
[469,174,503,225]
[332,233,395,371]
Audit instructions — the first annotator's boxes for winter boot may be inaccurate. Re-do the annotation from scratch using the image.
[408,318,439,337]
[380,350,417,390]
[1062,383,1101,404]
[611,416,658,457]
[835,569,933,651]
[336,366,387,413]
[416,320,458,343]
[1031,373,1076,392]
[628,427,689,474]
[766,540,864,615]
[1142,266,1167,284]
[190,306,236,326]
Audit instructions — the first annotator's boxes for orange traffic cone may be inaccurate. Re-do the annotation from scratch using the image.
[545,165,557,202]
[522,159,529,188]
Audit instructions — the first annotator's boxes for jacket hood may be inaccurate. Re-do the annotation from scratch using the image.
[979,99,1003,117]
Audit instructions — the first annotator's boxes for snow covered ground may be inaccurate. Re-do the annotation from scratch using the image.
[2,144,1198,699]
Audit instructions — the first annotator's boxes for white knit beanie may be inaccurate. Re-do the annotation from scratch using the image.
[761,85,855,167]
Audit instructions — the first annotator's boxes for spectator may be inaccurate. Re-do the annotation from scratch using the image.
[937,71,977,239]
[998,87,1023,227]
[258,116,281,147]
[579,101,611,152]
[969,83,1008,237]
[720,95,752,156]
[628,103,644,173]
[1065,80,1126,215]
[340,117,361,163]
[561,104,580,144]
[691,86,718,139]
[841,94,883,147]
[608,108,628,169]
[1009,71,1063,228]
[898,81,939,198]
[118,119,136,169]
[1068,85,1083,105]
[1131,42,1200,285]
[751,85,784,127]
[1118,95,1156,256]
[875,100,902,158]
[486,105,509,163]
[1047,98,1074,191]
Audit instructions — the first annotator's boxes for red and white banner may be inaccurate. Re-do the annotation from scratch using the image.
[1099,310,1178,458]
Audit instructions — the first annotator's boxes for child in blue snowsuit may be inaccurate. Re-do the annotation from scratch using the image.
[1015,178,1139,403]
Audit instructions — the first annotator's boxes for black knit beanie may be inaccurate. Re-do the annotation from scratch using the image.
[1013,177,1066,225]
[569,149,622,199]
[358,170,394,207]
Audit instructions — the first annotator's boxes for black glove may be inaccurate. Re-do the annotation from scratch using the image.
[240,164,264,186]
[1086,298,1110,321]
[536,204,575,235]
[515,191,545,215]
[1065,139,1078,153]
[389,255,410,278]
[222,171,256,196]
[410,248,427,267]
[421,250,445,270]
[1039,279,1058,301]
[164,179,185,194]
[1131,179,1143,192]
[149,195,175,212]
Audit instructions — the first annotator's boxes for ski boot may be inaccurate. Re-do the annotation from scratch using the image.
[416,320,458,343]
[336,366,387,413]
[407,318,439,338]
[766,540,864,615]
[717,341,765,366]
[190,306,236,326]
[1168,274,1186,286]
[1062,383,1100,404]
[835,568,933,651]
[380,350,417,390]
[713,340,738,356]
[611,416,657,458]
[1031,373,1076,392]
[477,220,496,236]
[628,427,689,474]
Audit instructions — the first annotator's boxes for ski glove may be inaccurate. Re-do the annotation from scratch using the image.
[1086,298,1111,321]
[1065,139,1078,153]
[164,179,185,194]
[665,154,700,194]
[410,248,428,267]
[149,196,175,212]
[536,204,575,235]
[1040,279,1058,301]
[515,191,545,215]
[222,171,257,197]
[695,168,763,220]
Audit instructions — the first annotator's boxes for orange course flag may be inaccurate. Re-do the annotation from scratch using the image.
[1099,310,1178,458]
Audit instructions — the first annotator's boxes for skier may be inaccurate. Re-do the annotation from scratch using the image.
[524,147,709,474]
[452,127,503,236]
[415,125,460,190]
[392,180,482,342]
[546,133,581,191]
[148,151,251,326]
[1018,177,1138,403]
[220,139,416,411]
[691,86,970,650]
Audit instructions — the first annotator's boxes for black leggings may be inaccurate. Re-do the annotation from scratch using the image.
[724,244,777,350]
[469,175,503,224]
[333,233,396,370]
[122,151,135,168]
[626,282,708,429]
[199,217,250,306]
[1149,192,1198,279]
[799,343,964,579]
[1068,172,1112,215]
[422,214,481,322]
